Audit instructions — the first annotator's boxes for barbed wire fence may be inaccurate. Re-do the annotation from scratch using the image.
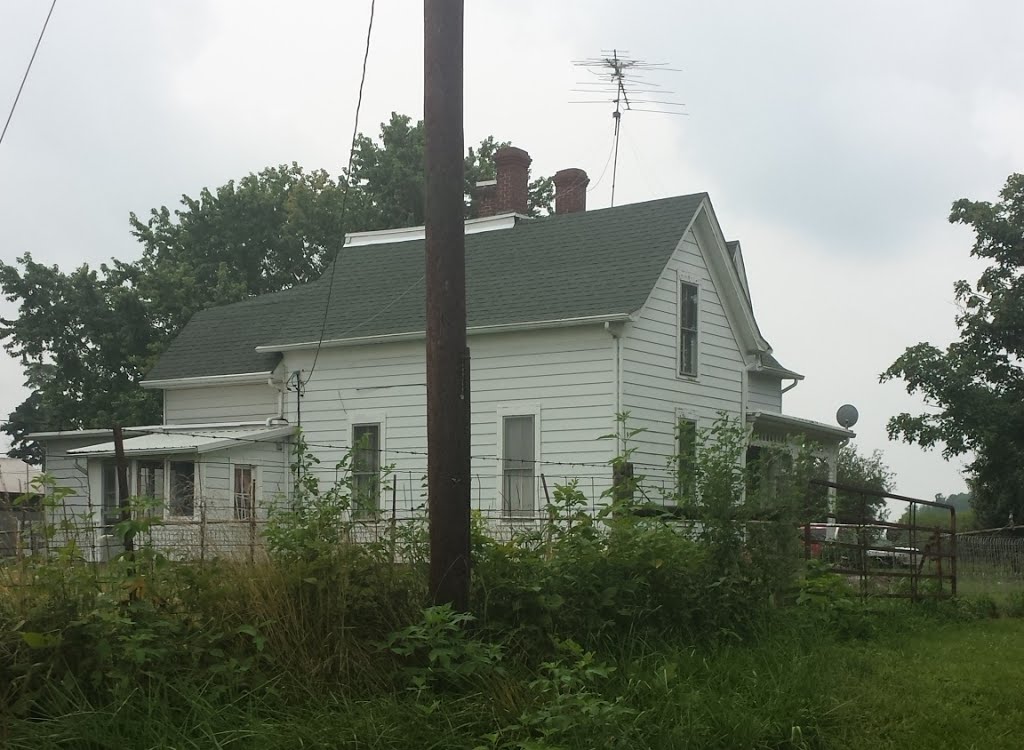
[956,529,1024,591]
[1,457,697,568]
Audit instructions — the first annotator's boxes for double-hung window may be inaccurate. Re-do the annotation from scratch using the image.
[100,460,121,528]
[136,460,165,519]
[234,465,255,520]
[676,418,698,505]
[352,424,381,516]
[168,461,195,517]
[679,281,699,377]
[502,415,536,517]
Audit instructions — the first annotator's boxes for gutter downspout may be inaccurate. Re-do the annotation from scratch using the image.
[781,378,800,395]
[265,376,288,427]
[740,367,748,422]
[605,321,622,456]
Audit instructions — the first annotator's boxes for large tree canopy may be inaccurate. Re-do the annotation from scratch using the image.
[1,113,552,461]
[882,173,1024,528]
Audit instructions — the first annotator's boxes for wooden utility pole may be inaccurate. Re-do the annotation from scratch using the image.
[424,0,470,610]
[112,425,134,556]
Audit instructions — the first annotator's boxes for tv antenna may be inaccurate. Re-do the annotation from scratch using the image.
[571,49,685,206]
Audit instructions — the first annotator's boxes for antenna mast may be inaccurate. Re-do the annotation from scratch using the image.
[571,49,685,206]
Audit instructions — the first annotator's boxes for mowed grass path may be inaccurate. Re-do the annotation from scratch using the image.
[832,618,1024,750]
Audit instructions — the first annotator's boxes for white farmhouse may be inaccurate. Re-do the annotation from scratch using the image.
[33,147,852,558]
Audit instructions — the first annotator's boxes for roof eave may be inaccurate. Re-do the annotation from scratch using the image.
[750,364,806,381]
[141,371,276,390]
[255,313,633,353]
[747,411,855,441]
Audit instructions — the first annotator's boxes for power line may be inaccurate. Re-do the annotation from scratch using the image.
[0,0,58,149]
[306,0,376,383]
[121,427,683,472]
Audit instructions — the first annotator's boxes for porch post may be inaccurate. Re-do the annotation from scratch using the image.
[826,446,838,538]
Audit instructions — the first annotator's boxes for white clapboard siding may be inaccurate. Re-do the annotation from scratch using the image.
[164,383,282,425]
[197,441,292,521]
[282,325,618,510]
[748,373,783,413]
[620,228,746,466]
[42,439,93,516]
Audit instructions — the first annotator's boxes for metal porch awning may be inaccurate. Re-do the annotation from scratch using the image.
[747,411,855,445]
[67,425,294,458]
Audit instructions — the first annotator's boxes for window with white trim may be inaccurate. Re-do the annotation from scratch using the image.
[234,464,255,520]
[352,424,381,516]
[502,415,536,516]
[168,461,195,517]
[100,460,121,527]
[679,281,699,377]
[136,459,165,519]
[676,418,697,504]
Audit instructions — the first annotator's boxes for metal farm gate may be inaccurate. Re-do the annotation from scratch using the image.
[803,479,957,600]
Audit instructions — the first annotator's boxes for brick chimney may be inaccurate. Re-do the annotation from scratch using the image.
[494,146,531,214]
[473,179,497,218]
[553,168,590,214]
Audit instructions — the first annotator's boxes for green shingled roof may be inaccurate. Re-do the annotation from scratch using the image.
[145,194,707,382]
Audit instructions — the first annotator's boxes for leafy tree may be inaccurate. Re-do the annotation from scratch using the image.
[0,260,161,462]
[121,164,352,336]
[882,174,1024,528]
[934,491,972,512]
[1,115,551,461]
[833,444,894,523]
[350,113,553,227]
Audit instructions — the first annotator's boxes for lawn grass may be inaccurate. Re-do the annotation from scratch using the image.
[956,572,1024,602]
[830,617,1024,750]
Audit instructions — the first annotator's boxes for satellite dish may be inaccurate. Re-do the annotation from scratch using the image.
[836,404,859,429]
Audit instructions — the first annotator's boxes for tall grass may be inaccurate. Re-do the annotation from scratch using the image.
[4,419,1022,748]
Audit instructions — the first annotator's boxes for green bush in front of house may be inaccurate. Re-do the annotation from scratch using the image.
[5,415,1016,748]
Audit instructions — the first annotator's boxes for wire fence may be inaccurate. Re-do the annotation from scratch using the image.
[1,497,694,570]
[956,530,1024,594]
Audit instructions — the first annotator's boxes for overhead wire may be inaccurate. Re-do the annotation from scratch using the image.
[0,0,57,148]
[119,427,681,472]
[305,0,376,383]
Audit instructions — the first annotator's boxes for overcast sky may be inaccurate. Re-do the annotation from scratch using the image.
[2,0,1021,500]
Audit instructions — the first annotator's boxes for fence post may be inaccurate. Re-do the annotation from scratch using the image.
[910,502,918,603]
[249,498,257,564]
[612,461,634,508]
[200,498,207,563]
[950,506,957,598]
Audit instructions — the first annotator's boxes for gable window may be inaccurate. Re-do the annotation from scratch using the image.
[168,461,195,517]
[502,415,536,516]
[352,424,381,516]
[676,418,698,505]
[234,465,255,520]
[136,460,165,519]
[679,281,699,377]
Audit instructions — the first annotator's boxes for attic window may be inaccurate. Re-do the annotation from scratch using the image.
[679,281,699,377]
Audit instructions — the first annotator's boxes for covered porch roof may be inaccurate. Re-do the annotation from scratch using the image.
[747,411,854,445]
[66,424,293,458]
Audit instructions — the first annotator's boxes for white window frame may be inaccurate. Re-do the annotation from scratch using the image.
[673,407,700,505]
[232,462,259,521]
[166,458,198,520]
[495,403,542,518]
[348,411,387,516]
[676,272,701,380]
[133,458,166,520]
